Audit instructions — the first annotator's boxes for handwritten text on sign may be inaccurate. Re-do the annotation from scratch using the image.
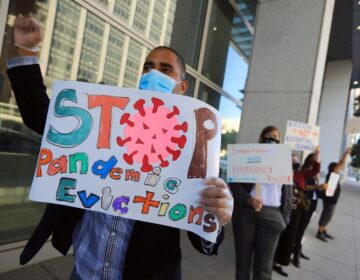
[284,121,320,152]
[30,81,222,242]
[227,144,292,184]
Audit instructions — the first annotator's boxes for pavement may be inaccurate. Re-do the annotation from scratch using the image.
[1,179,360,280]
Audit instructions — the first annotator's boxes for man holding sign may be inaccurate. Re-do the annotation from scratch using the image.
[6,16,233,280]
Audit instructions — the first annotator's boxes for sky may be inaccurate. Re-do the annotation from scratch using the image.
[219,45,248,119]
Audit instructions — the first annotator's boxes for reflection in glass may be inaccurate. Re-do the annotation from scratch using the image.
[234,0,258,26]
[202,0,234,86]
[198,83,221,110]
[170,0,207,68]
[184,73,195,97]
[202,0,253,86]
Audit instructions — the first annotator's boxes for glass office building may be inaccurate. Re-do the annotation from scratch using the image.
[0,0,256,248]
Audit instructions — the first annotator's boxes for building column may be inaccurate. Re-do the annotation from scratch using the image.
[238,0,335,144]
[318,60,352,174]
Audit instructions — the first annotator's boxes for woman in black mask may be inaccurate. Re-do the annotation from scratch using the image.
[229,126,293,280]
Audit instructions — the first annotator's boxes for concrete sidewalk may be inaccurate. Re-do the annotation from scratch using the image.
[1,179,360,280]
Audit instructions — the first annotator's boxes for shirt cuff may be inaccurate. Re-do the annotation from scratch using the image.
[6,56,39,69]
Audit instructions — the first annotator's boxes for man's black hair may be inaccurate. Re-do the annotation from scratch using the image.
[152,46,186,80]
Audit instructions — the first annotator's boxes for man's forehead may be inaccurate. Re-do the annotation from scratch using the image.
[145,48,178,64]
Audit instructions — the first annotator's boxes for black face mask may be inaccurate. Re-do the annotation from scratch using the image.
[292,163,301,171]
[262,137,280,144]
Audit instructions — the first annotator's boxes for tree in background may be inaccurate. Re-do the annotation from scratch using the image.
[351,139,360,180]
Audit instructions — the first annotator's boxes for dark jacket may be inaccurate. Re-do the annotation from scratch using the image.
[7,64,224,280]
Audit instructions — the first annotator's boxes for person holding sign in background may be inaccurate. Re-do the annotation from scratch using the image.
[292,149,324,267]
[316,148,352,242]
[6,16,233,280]
[229,126,293,280]
[273,155,304,277]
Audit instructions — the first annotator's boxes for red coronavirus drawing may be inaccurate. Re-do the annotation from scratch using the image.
[117,97,188,172]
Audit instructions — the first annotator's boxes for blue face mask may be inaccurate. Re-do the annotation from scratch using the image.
[138,69,179,93]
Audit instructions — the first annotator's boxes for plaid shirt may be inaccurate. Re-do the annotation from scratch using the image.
[72,211,135,280]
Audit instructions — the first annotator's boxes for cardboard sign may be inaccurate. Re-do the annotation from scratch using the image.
[29,81,222,242]
[284,121,320,152]
[227,144,292,184]
[346,117,360,134]
[326,172,340,197]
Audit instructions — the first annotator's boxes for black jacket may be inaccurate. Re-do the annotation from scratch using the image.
[7,64,224,280]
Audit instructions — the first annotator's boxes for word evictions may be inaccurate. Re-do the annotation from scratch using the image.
[56,178,217,233]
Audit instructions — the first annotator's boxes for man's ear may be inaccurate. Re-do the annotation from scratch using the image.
[177,80,188,95]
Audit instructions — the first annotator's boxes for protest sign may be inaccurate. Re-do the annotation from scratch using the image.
[227,144,292,184]
[29,81,222,242]
[284,121,320,152]
[325,172,340,197]
[345,117,360,134]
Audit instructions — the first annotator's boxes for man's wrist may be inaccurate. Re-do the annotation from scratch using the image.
[15,46,39,57]
[14,43,39,53]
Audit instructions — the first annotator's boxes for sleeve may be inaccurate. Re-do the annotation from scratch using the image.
[187,227,224,256]
[6,56,39,69]
[7,64,50,135]
[229,182,254,206]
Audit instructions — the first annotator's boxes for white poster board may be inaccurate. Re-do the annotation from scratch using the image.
[29,81,222,242]
[345,117,360,134]
[227,144,292,184]
[325,172,340,197]
[284,121,320,152]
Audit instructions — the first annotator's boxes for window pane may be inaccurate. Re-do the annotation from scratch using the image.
[184,73,195,97]
[102,27,126,86]
[77,13,105,83]
[169,0,207,68]
[198,83,221,110]
[202,0,253,86]
[123,39,143,88]
[113,0,132,23]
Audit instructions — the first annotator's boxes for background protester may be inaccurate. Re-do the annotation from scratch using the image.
[292,149,322,268]
[317,148,352,241]
[273,155,303,277]
[229,126,292,280]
